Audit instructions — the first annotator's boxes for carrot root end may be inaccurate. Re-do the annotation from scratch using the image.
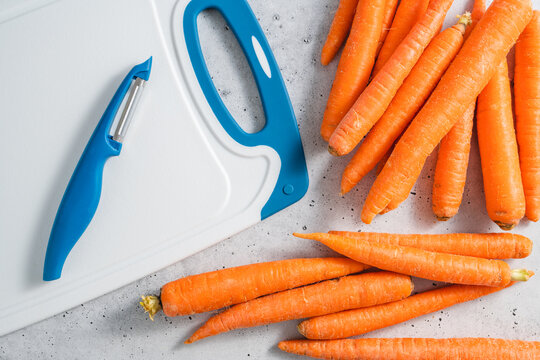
[328,146,341,156]
[140,295,162,321]
[495,221,517,231]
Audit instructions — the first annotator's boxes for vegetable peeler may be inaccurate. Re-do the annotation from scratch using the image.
[43,57,152,281]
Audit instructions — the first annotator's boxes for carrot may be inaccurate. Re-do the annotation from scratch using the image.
[340,13,471,194]
[360,0,533,223]
[320,0,358,66]
[294,233,533,287]
[139,258,367,320]
[328,0,454,156]
[432,103,475,220]
[320,0,386,141]
[185,272,412,343]
[375,0,400,57]
[516,11,540,222]
[278,338,540,359]
[298,284,517,340]
[477,59,526,230]
[372,0,430,76]
[431,3,483,220]
[328,231,533,259]
[376,147,392,176]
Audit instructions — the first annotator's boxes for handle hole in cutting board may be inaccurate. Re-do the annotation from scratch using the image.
[197,10,265,134]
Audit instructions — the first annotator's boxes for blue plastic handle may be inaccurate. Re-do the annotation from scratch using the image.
[183,0,308,219]
[43,58,152,281]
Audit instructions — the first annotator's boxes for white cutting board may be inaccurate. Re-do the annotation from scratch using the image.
[0,0,307,335]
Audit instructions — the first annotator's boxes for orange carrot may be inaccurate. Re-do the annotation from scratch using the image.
[329,231,533,259]
[375,0,400,57]
[432,104,475,220]
[139,258,367,320]
[297,283,515,339]
[516,11,540,222]
[320,0,386,141]
[375,147,392,176]
[477,59,526,230]
[328,0,454,156]
[372,0,430,76]
[185,272,412,343]
[360,0,533,223]
[340,14,471,194]
[279,338,540,359]
[320,0,358,66]
[294,233,533,287]
[431,3,483,221]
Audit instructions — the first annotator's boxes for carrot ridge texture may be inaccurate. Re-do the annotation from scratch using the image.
[328,231,532,259]
[160,258,367,317]
[278,338,540,359]
[185,272,412,343]
[294,233,527,287]
[477,60,526,230]
[320,0,386,141]
[320,0,359,66]
[361,0,533,224]
[375,0,399,57]
[298,284,510,340]
[328,0,454,156]
[341,13,469,194]
[516,11,540,222]
[432,4,484,221]
[372,0,430,76]
[432,103,475,220]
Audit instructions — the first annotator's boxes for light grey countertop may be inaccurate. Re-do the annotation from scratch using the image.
[1,0,539,358]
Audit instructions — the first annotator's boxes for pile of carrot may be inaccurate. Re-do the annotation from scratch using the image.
[319,0,538,230]
[140,230,536,358]
[135,1,540,358]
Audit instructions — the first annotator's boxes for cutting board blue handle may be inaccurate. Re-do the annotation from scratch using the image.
[183,0,308,219]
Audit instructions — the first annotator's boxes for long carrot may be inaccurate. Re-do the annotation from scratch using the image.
[294,233,533,287]
[279,338,540,359]
[360,0,533,224]
[477,59,526,230]
[139,258,367,320]
[431,0,484,220]
[432,104,475,220]
[297,283,516,339]
[320,0,386,141]
[340,14,472,194]
[375,0,399,57]
[329,231,533,259]
[328,0,454,156]
[516,11,540,222]
[297,284,513,340]
[372,0,430,76]
[185,272,412,343]
[320,0,358,66]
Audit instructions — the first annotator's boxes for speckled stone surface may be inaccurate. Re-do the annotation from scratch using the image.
[1,0,539,359]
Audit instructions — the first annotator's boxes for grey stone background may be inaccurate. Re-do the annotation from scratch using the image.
[1,0,539,358]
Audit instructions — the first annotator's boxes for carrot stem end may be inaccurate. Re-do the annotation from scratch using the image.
[510,269,533,282]
[140,295,162,321]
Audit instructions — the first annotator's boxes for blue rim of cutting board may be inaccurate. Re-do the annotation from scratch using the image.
[183,0,308,219]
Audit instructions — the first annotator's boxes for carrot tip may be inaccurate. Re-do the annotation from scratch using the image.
[435,215,451,221]
[140,295,162,321]
[510,269,534,282]
[328,146,340,156]
[495,221,517,231]
[293,233,313,240]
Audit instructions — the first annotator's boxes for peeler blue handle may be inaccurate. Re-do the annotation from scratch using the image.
[43,57,152,281]
[183,0,309,219]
